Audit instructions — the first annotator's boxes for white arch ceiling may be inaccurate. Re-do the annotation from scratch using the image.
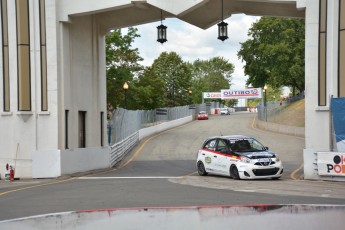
[57,0,305,32]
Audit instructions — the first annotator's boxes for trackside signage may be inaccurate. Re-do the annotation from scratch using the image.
[203,92,222,99]
[317,152,345,176]
[221,88,262,99]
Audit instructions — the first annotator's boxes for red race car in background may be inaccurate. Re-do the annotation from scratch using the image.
[197,111,209,120]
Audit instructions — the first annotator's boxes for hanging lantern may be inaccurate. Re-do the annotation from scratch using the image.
[217,0,228,41]
[217,21,228,41]
[157,10,167,44]
[157,24,167,44]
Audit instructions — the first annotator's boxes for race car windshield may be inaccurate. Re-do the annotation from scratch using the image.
[231,139,266,152]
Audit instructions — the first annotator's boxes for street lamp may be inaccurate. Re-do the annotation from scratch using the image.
[263,85,268,122]
[263,85,268,107]
[188,90,192,104]
[123,82,129,109]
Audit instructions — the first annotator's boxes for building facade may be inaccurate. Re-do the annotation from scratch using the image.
[0,0,343,181]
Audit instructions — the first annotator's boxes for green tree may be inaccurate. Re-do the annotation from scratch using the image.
[225,99,238,107]
[264,85,283,103]
[151,52,192,107]
[190,57,234,104]
[106,28,143,111]
[238,17,305,94]
[130,67,166,110]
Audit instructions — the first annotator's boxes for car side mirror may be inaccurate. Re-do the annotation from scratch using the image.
[264,146,269,150]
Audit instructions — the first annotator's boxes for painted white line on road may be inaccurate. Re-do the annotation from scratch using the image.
[234,190,257,193]
[234,189,271,193]
[77,176,183,179]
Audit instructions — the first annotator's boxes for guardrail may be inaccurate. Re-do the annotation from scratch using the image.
[109,102,222,145]
[110,132,139,167]
[109,116,193,167]
[257,93,305,122]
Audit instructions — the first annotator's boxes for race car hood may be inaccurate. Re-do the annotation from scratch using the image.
[236,151,276,159]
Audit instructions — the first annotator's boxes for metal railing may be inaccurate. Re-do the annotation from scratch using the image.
[107,102,221,167]
[257,93,305,122]
[108,102,221,145]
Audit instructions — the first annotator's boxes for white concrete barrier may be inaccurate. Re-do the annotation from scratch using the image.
[32,147,110,178]
[139,116,193,141]
[0,205,344,229]
[255,118,305,137]
[32,116,193,178]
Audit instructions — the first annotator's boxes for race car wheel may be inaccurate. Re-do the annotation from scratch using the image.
[197,161,208,176]
[230,165,240,180]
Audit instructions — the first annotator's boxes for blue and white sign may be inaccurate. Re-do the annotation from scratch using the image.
[331,98,345,152]
[221,88,263,99]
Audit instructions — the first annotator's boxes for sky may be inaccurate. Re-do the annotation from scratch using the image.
[129,14,260,90]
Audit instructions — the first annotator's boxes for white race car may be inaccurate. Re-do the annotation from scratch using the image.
[196,135,283,179]
[219,108,230,115]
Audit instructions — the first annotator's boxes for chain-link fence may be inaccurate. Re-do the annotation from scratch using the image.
[257,93,305,124]
[108,102,221,145]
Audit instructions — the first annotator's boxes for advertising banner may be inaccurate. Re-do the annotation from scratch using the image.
[331,98,345,152]
[317,152,345,176]
[203,92,222,99]
[221,88,262,99]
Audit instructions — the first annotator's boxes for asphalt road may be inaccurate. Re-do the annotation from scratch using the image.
[1,112,345,221]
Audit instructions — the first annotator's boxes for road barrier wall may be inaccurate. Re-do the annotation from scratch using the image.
[255,118,305,137]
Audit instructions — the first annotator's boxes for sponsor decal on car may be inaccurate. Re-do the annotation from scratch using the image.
[215,164,226,168]
[258,158,270,162]
[205,157,212,164]
[230,156,239,160]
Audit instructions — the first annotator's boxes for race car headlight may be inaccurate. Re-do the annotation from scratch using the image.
[240,156,251,163]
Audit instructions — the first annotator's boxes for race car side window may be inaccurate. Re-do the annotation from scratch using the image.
[203,139,217,151]
[216,139,229,153]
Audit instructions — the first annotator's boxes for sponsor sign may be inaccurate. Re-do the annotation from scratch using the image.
[156,108,168,115]
[317,152,345,176]
[203,92,222,99]
[221,88,262,99]
[205,156,212,164]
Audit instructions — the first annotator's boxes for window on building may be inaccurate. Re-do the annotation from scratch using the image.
[16,0,31,111]
[339,0,345,97]
[319,0,327,106]
[1,0,10,112]
[100,112,104,147]
[65,110,69,149]
[39,0,47,111]
[79,111,86,148]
